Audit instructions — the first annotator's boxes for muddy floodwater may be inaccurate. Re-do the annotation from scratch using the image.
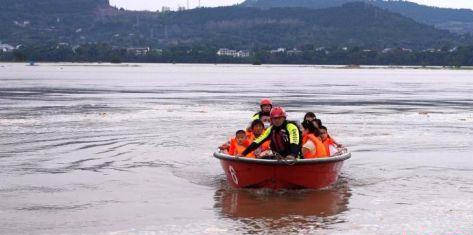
[1,63,472,234]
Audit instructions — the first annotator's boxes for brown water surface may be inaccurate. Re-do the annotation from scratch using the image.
[0,63,472,234]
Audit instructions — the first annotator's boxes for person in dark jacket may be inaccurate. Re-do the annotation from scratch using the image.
[251,98,273,124]
[242,107,301,159]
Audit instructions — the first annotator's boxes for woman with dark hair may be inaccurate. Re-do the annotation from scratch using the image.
[301,120,328,158]
[303,112,343,151]
[303,112,322,128]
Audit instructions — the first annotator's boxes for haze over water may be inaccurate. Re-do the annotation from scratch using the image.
[1,63,472,234]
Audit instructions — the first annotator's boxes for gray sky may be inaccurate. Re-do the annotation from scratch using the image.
[109,0,473,11]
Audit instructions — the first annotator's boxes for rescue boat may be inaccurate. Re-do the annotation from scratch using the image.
[213,150,351,190]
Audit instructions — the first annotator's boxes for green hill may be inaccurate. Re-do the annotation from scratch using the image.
[1,0,110,14]
[0,0,469,50]
[241,0,473,34]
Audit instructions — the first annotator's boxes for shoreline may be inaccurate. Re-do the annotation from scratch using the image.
[1,62,473,70]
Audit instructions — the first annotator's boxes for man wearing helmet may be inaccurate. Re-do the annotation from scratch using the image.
[252,98,273,124]
[242,107,302,159]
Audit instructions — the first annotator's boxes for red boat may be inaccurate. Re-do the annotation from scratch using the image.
[214,150,351,190]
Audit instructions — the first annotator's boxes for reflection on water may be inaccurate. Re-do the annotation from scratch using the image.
[214,177,351,233]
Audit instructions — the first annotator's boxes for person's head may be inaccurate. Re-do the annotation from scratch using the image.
[260,98,273,113]
[235,130,247,145]
[270,107,286,127]
[250,119,265,137]
[319,126,328,140]
[304,112,316,122]
[302,120,321,137]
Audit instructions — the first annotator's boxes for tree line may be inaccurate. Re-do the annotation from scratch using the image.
[2,43,473,66]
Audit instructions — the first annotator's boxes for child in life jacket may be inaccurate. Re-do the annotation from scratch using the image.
[301,120,328,158]
[320,126,342,156]
[219,130,251,152]
[219,120,270,158]
[247,119,271,158]
[228,130,255,158]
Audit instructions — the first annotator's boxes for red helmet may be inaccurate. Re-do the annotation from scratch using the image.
[260,98,273,106]
[270,107,287,118]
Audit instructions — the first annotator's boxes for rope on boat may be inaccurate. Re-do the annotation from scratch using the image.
[274,152,297,166]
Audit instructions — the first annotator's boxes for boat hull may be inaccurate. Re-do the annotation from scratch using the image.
[214,152,351,190]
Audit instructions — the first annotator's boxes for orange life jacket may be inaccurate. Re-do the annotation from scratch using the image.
[229,133,252,149]
[260,141,270,151]
[247,131,270,157]
[302,133,328,158]
[322,137,335,155]
[229,138,255,158]
[246,131,255,140]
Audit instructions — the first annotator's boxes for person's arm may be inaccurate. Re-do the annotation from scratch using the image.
[242,127,272,156]
[287,123,301,157]
[218,139,231,151]
[328,135,343,147]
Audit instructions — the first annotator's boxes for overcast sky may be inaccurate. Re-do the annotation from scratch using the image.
[109,0,473,11]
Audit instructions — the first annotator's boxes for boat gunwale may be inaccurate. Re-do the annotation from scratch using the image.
[213,151,351,165]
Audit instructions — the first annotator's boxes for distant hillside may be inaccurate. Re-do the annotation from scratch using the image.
[161,3,461,50]
[1,0,110,14]
[241,0,473,34]
[0,1,469,49]
[0,0,118,45]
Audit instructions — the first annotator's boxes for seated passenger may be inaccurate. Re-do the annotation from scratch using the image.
[219,121,264,156]
[247,119,271,158]
[301,120,328,158]
[303,112,322,128]
[229,130,255,158]
[320,126,342,156]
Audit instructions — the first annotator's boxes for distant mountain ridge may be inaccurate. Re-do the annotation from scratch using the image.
[0,0,470,49]
[1,0,110,14]
[0,0,117,46]
[241,0,473,34]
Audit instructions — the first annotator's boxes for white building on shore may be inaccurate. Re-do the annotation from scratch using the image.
[0,44,15,52]
[127,47,150,56]
[217,48,250,58]
[287,48,302,55]
[270,48,286,54]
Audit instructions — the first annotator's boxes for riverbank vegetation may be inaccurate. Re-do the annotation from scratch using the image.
[2,43,473,66]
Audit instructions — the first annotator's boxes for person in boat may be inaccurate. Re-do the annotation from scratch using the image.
[228,130,255,158]
[219,119,267,153]
[320,126,342,156]
[303,112,322,129]
[247,119,271,158]
[301,120,329,158]
[304,112,342,149]
[252,98,273,124]
[241,107,301,159]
